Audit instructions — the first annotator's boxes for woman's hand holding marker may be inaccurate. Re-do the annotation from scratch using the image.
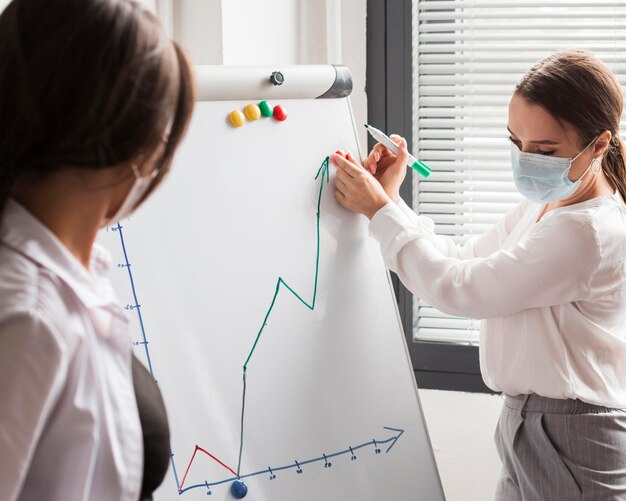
[363,134,410,203]
[333,134,409,219]
[332,151,391,220]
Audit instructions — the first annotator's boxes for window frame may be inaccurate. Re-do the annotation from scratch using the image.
[366,0,492,393]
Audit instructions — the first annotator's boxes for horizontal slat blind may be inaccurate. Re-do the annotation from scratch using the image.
[412,0,626,344]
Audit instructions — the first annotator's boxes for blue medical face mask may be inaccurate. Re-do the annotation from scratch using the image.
[510,137,598,204]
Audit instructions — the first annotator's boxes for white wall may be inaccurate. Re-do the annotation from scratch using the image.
[222,0,300,65]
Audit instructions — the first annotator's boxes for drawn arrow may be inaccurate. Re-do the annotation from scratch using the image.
[179,426,406,494]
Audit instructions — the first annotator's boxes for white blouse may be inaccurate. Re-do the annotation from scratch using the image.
[0,200,143,501]
[369,193,626,408]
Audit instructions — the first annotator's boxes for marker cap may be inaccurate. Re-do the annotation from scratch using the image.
[411,160,431,178]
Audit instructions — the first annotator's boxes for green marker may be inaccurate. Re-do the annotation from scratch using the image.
[364,124,431,178]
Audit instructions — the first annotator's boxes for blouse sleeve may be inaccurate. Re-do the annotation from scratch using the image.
[0,310,68,501]
[370,201,601,319]
[396,197,531,259]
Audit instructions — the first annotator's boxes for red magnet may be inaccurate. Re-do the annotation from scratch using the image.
[273,105,287,122]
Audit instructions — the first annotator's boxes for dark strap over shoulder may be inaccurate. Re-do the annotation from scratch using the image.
[132,354,171,500]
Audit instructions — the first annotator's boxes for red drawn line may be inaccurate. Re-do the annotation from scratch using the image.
[178,445,237,491]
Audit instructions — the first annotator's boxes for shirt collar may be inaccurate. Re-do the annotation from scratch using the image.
[0,199,121,310]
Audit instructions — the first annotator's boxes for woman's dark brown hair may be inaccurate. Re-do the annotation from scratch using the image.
[516,50,626,203]
[0,0,195,215]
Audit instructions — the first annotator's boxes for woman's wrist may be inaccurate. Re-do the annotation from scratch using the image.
[365,196,392,220]
[381,184,401,203]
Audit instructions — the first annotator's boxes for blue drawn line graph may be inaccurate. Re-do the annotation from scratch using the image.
[114,223,154,376]
[112,222,183,489]
[179,427,405,495]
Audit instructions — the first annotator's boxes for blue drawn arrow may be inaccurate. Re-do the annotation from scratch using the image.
[179,426,406,495]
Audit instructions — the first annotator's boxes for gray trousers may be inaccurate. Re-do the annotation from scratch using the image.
[495,393,626,501]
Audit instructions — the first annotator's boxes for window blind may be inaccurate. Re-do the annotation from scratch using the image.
[412,0,626,344]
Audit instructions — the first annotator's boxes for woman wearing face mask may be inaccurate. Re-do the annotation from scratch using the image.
[333,50,626,499]
[0,1,195,500]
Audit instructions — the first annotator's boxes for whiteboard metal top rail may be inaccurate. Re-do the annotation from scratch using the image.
[194,65,353,101]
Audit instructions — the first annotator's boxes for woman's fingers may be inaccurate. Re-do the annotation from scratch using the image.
[373,143,387,159]
[363,154,376,174]
[334,189,348,209]
[364,139,406,175]
[335,177,348,193]
[335,165,353,185]
[395,138,409,167]
[389,134,405,146]
[364,144,387,174]
[332,153,364,177]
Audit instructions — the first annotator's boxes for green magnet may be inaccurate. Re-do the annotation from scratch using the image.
[258,100,273,117]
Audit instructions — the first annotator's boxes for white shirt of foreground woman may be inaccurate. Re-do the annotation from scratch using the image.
[0,200,143,501]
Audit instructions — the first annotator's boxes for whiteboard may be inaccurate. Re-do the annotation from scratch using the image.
[98,94,444,501]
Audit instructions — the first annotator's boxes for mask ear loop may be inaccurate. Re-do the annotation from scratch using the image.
[591,157,602,174]
[130,163,160,182]
[131,164,141,179]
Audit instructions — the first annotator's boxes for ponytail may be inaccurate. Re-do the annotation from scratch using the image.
[603,135,626,204]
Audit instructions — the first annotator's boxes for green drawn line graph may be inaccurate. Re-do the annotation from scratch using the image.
[236,157,330,476]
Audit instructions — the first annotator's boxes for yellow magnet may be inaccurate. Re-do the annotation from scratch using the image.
[244,103,261,121]
[229,110,245,128]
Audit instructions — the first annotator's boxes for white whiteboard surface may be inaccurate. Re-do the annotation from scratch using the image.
[98,97,444,501]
